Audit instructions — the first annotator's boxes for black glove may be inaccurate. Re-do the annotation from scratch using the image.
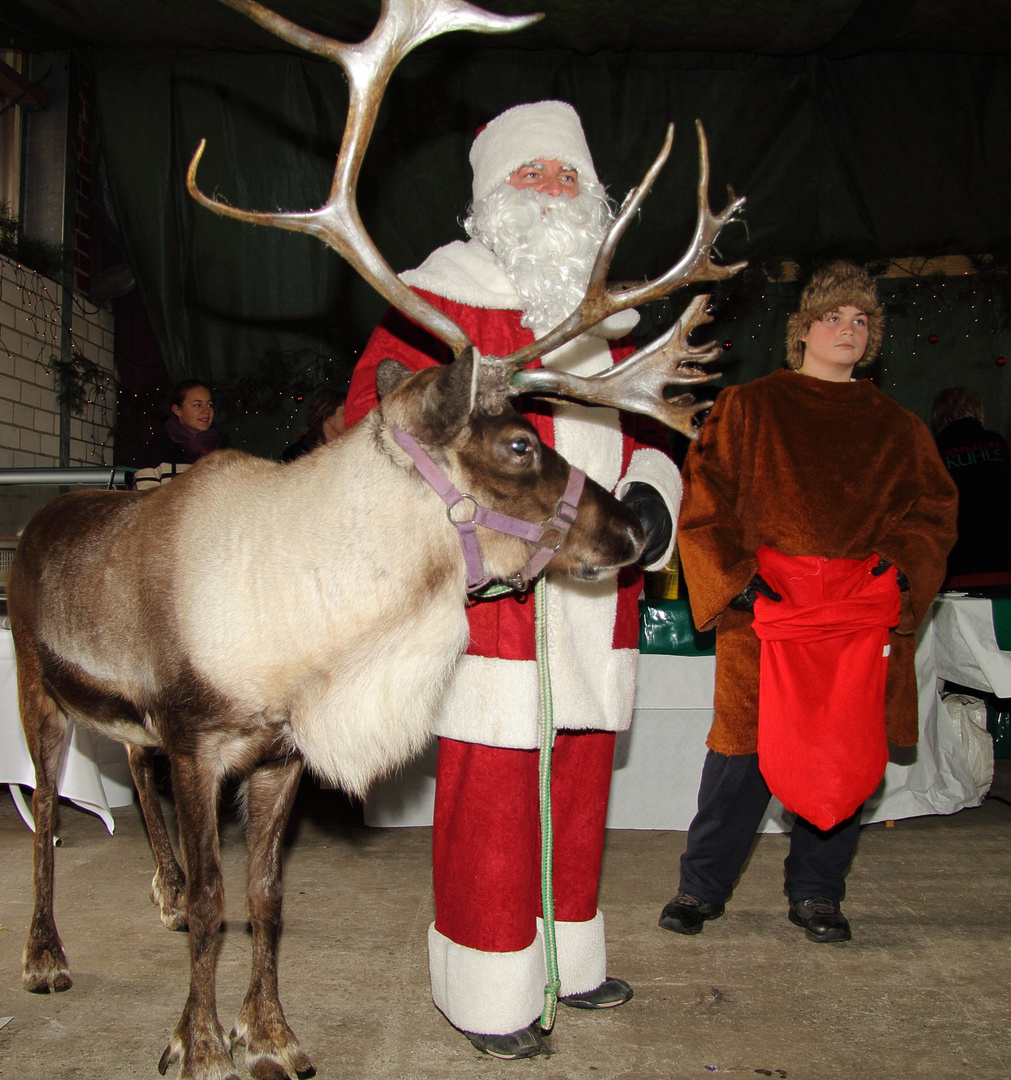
[728,573,783,612]
[871,556,910,591]
[620,482,673,567]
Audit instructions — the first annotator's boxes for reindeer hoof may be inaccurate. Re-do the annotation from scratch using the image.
[23,970,72,993]
[157,1044,176,1076]
[23,943,73,993]
[248,1063,316,1080]
[233,1020,316,1080]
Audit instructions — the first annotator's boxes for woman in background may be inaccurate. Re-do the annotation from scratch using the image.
[134,380,230,490]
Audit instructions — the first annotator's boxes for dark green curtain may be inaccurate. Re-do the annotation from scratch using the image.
[664,274,1011,438]
[91,44,1011,455]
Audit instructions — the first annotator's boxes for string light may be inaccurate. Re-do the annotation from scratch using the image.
[638,262,1011,427]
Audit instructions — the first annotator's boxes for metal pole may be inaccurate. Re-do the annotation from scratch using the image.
[57,52,79,468]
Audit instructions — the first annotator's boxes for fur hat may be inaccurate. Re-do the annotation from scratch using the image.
[469,101,599,203]
[785,261,884,370]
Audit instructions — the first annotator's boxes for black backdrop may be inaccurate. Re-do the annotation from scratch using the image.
[89,42,1011,455]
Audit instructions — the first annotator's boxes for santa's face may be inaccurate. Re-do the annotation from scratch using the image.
[507,159,580,199]
[465,173,611,335]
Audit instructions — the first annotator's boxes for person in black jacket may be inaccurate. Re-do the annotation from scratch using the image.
[932,386,1011,587]
[280,388,347,462]
[134,380,230,489]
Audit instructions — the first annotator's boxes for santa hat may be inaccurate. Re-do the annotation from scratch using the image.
[785,260,884,370]
[469,101,599,203]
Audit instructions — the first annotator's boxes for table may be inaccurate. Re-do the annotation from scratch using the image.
[3,598,996,834]
[363,599,986,830]
[1,625,133,834]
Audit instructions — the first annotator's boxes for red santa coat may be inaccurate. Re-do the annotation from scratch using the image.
[346,238,681,749]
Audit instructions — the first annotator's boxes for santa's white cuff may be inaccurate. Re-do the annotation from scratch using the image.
[428,910,608,1034]
[428,923,544,1035]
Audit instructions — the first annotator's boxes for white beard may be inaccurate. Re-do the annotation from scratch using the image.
[464,182,613,337]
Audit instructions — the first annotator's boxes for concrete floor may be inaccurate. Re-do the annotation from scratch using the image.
[1,762,1009,1080]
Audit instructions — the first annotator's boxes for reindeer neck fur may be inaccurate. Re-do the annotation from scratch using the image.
[13,425,473,796]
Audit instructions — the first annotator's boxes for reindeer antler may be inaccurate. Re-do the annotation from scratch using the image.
[187,0,543,360]
[189,0,748,439]
[491,121,746,436]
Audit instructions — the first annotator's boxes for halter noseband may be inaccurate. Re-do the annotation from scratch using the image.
[388,423,585,593]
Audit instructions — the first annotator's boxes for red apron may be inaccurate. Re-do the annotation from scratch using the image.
[751,546,901,831]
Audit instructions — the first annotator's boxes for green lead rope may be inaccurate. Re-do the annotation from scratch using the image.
[534,575,561,1032]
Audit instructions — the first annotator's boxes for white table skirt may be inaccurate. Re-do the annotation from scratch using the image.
[1,627,133,834]
[4,596,997,834]
[363,601,986,830]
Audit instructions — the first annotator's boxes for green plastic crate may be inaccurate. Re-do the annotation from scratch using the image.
[991,598,1011,650]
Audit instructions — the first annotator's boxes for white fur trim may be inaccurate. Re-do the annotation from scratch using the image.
[400,239,639,337]
[428,913,608,1032]
[540,910,607,997]
[400,240,520,311]
[470,101,598,203]
[617,446,683,571]
[431,645,639,749]
[429,923,545,1034]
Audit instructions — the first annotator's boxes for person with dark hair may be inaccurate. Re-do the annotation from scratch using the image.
[931,386,1011,587]
[134,380,230,490]
[281,387,348,462]
[658,261,957,945]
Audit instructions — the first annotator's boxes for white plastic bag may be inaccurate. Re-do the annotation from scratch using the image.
[942,693,994,799]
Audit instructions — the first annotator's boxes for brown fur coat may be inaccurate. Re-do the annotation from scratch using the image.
[678,369,958,754]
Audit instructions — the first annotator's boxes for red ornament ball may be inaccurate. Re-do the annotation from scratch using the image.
[928,334,939,344]
[722,341,733,350]
[998,356,1007,367]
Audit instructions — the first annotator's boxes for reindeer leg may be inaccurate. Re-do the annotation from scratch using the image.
[20,678,73,994]
[128,744,188,930]
[231,755,315,1080]
[157,752,238,1080]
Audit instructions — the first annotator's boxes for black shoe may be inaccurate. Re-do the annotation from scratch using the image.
[658,891,725,935]
[788,897,852,943]
[559,976,633,1010]
[462,1021,543,1059]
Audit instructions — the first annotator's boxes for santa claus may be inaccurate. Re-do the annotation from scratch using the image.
[346,100,680,1059]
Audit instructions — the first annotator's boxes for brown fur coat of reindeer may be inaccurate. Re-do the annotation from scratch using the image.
[10,1,745,1078]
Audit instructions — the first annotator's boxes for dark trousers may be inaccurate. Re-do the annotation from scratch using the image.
[678,750,863,907]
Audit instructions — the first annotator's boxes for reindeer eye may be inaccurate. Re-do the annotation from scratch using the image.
[510,437,532,455]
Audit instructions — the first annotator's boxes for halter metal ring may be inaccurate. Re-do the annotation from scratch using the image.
[447,493,478,526]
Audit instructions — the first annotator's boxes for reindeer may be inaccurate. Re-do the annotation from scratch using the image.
[10,1,746,1078]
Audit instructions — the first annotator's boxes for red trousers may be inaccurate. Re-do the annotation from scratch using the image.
[432,730,616,952]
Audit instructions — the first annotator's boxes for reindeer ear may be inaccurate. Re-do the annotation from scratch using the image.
[376,358,413,400]
[408,350,480,446]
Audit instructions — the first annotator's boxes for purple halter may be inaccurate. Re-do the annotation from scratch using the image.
[388,423,585,593]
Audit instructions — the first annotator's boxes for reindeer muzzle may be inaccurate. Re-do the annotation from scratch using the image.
[389,423,584,593]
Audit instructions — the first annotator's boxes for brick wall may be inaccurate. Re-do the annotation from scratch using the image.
[0,254,116,467]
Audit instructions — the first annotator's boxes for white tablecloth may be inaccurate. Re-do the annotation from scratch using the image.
[1,627,133,833]
[930,593,1011,696]
[5,596,999,834]
[364,599,988,830]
